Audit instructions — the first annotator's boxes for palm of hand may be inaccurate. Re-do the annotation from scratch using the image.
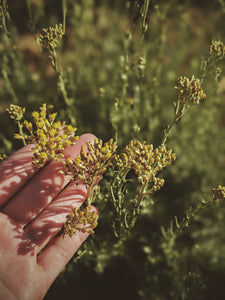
[0,134,96,300]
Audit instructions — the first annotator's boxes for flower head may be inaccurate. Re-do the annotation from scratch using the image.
[6,104,25,121]
[119,140,176,192]
[0,154,7,161]
[39,24,64,53]
[209,40,225,60]
[15,103,78,167]
[63,206,98,237]
[175,76,206,105]
[61,138,116,237]
[61,138,117,188]
[212,185,225,203]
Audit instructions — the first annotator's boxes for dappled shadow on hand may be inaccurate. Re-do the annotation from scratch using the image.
[1,159,68,224]
[15,186,87,256]
[0,145,37,207]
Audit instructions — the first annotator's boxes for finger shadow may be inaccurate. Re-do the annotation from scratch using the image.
[14,185,87,256]
[0,145,37,207]
[1,160,68,224]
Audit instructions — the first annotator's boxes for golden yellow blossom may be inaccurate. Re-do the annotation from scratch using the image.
[212,185,225,203]
[39,24,64,52]
[175,76,206,105]
[209,40,225,60]
[14,103,78,168]
[6,104,25,121]
[63,206,98,237]
[0,154,7,161]
[61,138,117,189]
[119,140,176,191]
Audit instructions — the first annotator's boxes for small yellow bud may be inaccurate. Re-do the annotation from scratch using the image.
[49,128,56,137]
[32,111,39,120]
[53,121,61,129]
[49,113,57,123]
[36,121,43,129]
[67,157,74,165]
[14,133,22,139]
[39,152,47,159]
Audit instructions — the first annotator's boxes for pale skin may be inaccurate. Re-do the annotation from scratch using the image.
[0,134,97,300]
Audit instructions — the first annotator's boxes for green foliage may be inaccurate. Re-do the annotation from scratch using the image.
[1,0,225,299]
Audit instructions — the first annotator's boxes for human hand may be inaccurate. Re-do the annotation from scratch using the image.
[0,134,97,300]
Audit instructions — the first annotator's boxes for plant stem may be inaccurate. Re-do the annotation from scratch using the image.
[62,0,67,34]
[2,68,19,105]
[17,121,26,146]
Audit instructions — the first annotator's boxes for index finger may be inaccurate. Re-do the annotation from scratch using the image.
[0,144,37,207]
[0,134,96,217]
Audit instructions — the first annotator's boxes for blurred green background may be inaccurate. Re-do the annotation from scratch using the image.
[1,0,225,299]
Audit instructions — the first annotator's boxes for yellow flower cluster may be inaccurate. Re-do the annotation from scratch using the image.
[175,75,206,105]
[212,185,225,203]
[6,104,25,121]
[39,24,64,52]
[63,206,98,237]
[120,140,176,192]
[209,40,225,60]
[61,138,116,237]
[61,138,117,188]
[0,154,7,161]
[15,103,78,167]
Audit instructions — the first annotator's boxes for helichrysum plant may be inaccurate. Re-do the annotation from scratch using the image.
[61,138,117,201]
[8,103,78,168]
[61,138,117,236]
[39,24,64,70]
[111,140,176,237]
[6,104,26,145]
[201,40,225,80]
[39,23,76,125]
[209,40,225,61]
[163,75,206,144]
[63,205,98,237]
[161,185,225,248]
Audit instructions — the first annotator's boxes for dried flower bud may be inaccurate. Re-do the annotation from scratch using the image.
[212,185,225,203]
[6,104,25,121]
[39,24,64,52]
[0,154,7,161]
[175,76,206,105]
[63,205,98,237]
[119,140,175,192]
[14,103,78,168]
[209,40,225,60]
[61,138,117,188]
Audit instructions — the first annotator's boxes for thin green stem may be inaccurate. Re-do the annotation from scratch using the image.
[141,0,151,40]
[49,49,76,125]
[2,68,19,105]
[17,121,26,146]
[176,200,212,236]
[25,0,38,32]
[162,119,176,145]
[62,0,67,34]
[135,179,148,214]
[125,179,149,231]
[50,50,70,106]
[161,96,189,145]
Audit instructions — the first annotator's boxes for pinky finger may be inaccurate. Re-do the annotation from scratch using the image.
[37,208,97,287]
